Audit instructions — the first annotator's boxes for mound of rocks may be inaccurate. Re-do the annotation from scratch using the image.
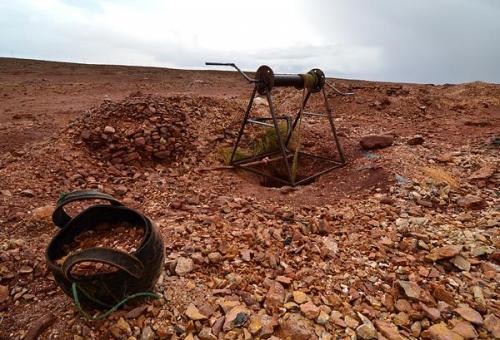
[76,94,194,165]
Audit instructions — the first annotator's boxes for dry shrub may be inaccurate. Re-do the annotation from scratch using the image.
[421,166,459,189]
[253,122,293,155]
[219,122,298,165]
[218,146,251,165]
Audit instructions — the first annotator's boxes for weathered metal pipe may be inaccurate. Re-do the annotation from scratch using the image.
[204,62,325,95]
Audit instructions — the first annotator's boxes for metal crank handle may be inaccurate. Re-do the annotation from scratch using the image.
[326,82,354,96]
[205,62,257,83]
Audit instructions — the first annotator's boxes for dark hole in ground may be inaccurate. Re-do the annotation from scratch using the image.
[260,173,316,188]
[252,156,322,188]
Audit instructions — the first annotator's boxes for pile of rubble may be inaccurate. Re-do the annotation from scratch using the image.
[75,94,195,165]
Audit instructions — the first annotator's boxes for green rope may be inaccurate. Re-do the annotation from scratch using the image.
[71,282,160,320]
[73,283,113,309]
[57,191,67,204]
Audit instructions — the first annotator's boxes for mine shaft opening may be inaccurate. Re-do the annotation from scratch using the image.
[259,173,316,188]
[246,155,323,188]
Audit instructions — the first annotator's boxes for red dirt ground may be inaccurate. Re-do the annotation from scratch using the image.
[0,58,498,339]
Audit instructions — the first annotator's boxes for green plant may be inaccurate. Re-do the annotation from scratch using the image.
[253,122,296,155]
[218,122,300,165]
[218,146,251,165]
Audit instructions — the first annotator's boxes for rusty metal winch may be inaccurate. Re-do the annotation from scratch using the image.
[206,62,351,186]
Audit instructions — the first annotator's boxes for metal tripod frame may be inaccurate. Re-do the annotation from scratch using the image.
[229,86,346,186]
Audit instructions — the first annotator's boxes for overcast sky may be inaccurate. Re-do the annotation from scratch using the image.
[1,0,499,84]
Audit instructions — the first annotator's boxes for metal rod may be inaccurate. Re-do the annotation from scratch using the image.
[205,62,256,83]
[232,150,281,166]
[304,111,327,117]
[230,86,257,164]
[297,151,343,163]
[322,88,346,163]
[266,91,294,185]
[285,91,311,145]
[294,163,345,185]
[234,165,292,185]
[250,116,290,121]
[239,154,293,168]
[247,119,274,127]
[326,82,354,96]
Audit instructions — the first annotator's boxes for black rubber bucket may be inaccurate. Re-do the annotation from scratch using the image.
[45,190,164,309]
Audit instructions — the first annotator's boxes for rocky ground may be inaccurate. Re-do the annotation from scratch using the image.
[0,58,499,339]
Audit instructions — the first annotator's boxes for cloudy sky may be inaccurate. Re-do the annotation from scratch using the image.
[1,0,499,83]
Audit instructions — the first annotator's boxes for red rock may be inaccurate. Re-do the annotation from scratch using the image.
[211,316,224,336]
[279,313,315,340]
[240,249,252,261]
[484,314,500,338]
[419,267,430,277]
[20,189,35,197]
[30,205,54,223]
[452,321,477,339]
[417,199,434,207]
[393,312,410,326]
[198,327,217,340]
[0,285,8,303]
[360,135,394,150]
[374,320,404,340]
[114,185,128,195]
[426,245,463,261]
[437,301,454,313]
[450,256,470,271]
[454,306,483,325]
[300,301,320,320]
[428,268,441,278]
[395,299,412,312]
[104,125,115,134]
[432,285,455,305]
[126,305,148,319]
[175,257,194,276]
[185,304,207,320]
[457,195,486,210]
[134,136,146,146]
[398,280,422,300]
[437,152,454,163]
[207,252,222,263]
[325,293,342,307]
[264,281,285,311]
[382,293,394,311]
[407,135,424,145]
[154,150,171,159]
[424,323,463,340]
[222,305,250,331]
[24,313,56,340]
[292,291,308,305]
[411,321,422,337]
[420,302,441,321]
[468,164,496,180]
[219,300,240,314]
[248,313,277,337]
[276,276,292,285]
[356,323,378,339]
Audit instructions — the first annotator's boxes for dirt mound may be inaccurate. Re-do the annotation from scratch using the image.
[73,94,195,165]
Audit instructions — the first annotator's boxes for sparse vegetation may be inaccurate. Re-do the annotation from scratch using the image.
[219,122,299,165]
[421,166,460,189]
[218,146,252,165]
